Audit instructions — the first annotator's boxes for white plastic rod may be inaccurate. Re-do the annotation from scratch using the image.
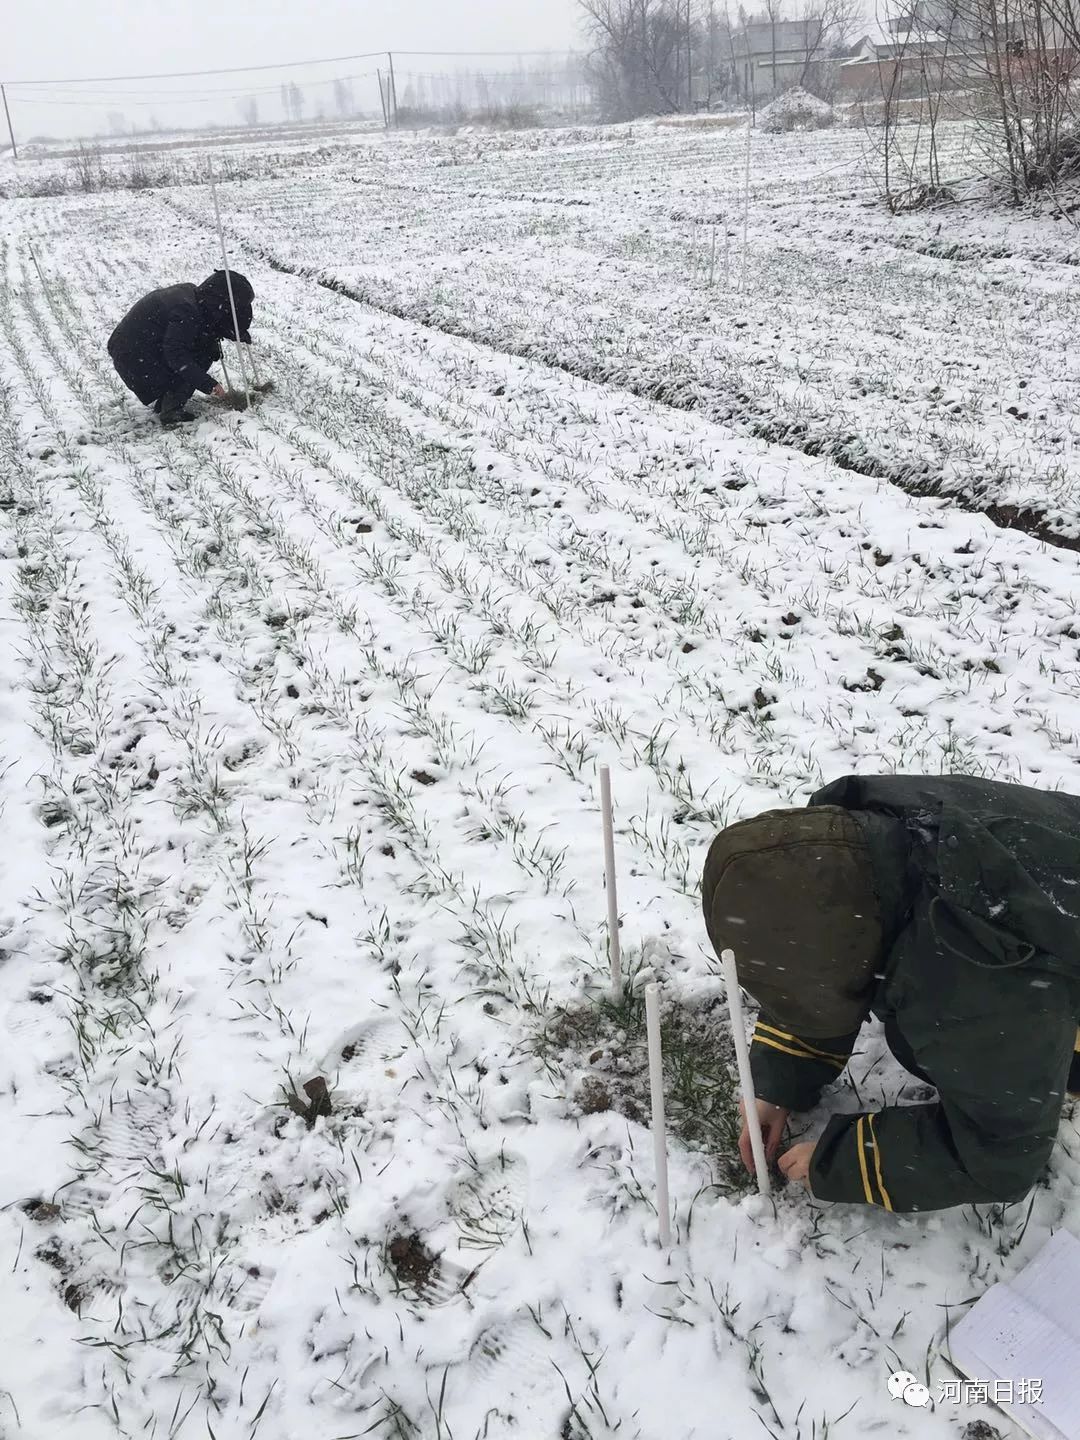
[208,170,252,409]
[599,765,622,994]
[721,948,771,1195]
[645,983,672,1247]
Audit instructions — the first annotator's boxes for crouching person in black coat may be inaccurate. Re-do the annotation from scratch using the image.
[107,270,255,426]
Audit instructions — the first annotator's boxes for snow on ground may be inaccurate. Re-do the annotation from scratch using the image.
[0,120,1079,1440]
[168,117,1080,539]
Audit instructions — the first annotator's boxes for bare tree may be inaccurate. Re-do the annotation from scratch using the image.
[871,0,1080,207]
[763,0,785,98]
[333,78,354,117]
[797,0,863,88]
[288,83,306,123]
[579,0,699,117]
[239,96,259,127]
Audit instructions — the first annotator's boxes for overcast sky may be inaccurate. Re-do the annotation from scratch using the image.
[6,0,584,142]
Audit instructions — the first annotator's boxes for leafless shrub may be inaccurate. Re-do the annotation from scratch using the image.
[70,142,106,192]
[872,0,1080,206]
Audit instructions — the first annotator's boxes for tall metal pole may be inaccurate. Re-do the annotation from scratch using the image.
[208,168,252,411]
[741,74,753,294]
[686,0,693,111]
[376,68,389,128]
[387,52,399,127]
[2,84,17,162]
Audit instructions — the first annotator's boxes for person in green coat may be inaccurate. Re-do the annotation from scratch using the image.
[701,774,1080,1213]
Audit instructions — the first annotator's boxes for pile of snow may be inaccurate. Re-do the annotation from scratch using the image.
[759,86,835,134]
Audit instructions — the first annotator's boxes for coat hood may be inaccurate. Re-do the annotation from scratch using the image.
[812,774,1080,978]
[701,805,889,1037]
[196,270,254,342]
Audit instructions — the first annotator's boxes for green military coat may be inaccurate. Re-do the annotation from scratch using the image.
[747,775,1080,1212]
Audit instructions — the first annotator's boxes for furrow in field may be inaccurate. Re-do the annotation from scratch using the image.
[158,132,1080,545]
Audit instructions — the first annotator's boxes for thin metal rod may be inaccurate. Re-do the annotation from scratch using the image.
[741,110,752,294]
[721,949,770,1195]
[245,343,262,388]
[2,84,17,161]
[645,984,672,1247]
[208,169,251,409]
[27,242,47,296]
[377,68,389,128]
[388,52,399,127]
[599,765,622,994]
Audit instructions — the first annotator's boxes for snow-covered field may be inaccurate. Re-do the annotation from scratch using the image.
[1,120,1079,1440]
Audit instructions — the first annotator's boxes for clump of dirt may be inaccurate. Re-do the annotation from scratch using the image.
[35,1236,83,1312]
[387,1233,439,1293]
[576,1075,614,1115]
[22,1198,61,1223]
[962,1422,1005,1440]
[542,983,745,1190]
[35,1237,67,1270]
[410,769,438,786]
[282,1075,333,1128]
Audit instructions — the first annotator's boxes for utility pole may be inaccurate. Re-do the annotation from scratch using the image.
[387,52,399,127]
[2,84,17,161]
[687,0,694,112]
[376,68,389,128]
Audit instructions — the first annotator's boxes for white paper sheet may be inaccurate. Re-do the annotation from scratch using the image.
[948,1229,1080,1440]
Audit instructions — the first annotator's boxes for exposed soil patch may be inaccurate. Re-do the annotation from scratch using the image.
[541,983,746,1191]
[387,1232,439,1293]
[23,1198,62,1223]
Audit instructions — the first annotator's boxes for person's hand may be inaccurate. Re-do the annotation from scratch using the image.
[738,1098,790,1176]
[778,1141,817,1192]
[211,384,226,399]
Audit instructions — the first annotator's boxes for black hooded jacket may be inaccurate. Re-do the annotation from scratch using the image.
[107,271,254,405]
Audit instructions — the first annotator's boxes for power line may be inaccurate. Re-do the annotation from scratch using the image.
[14,72,378,103]
[5,47,583,88]
[14,83,377,108]
[399,70,585,82]
[6,50,387,87]
[395,49,584,57]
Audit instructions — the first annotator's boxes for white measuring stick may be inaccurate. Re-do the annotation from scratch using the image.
[721,948,771,1195]
[208,169,252,409]
[599,765,622,994]
[645,983,672,1247]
